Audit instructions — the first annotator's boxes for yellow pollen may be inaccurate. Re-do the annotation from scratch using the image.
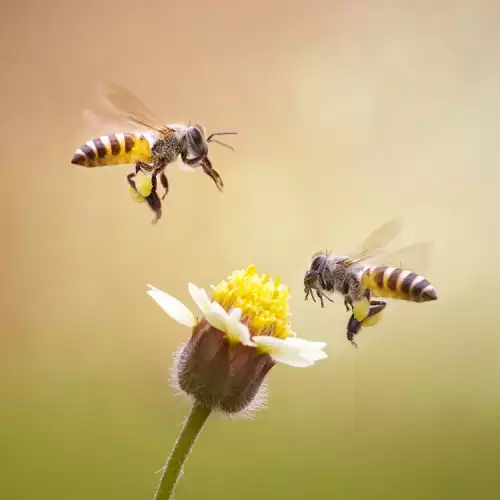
[211,265,293,339]
[135,170,154,198]
[129,186,147,203]
[129,170,154,203]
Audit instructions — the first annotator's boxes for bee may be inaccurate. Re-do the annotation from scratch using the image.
[303,218,438,347]
[71,82,237,223]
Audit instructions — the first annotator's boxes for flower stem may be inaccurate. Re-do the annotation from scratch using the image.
[154,401,212,500]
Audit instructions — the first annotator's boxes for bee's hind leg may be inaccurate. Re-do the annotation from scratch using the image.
[346,299,387,348]
[160,172,169,201]
[146,181,162,224]
[201,158,224,191]
[145,174,162,224]
[128,171,163,224]
[147,192,162,224]
[361,300,386,327]
[127,172,138,190]
[346,315,361,348]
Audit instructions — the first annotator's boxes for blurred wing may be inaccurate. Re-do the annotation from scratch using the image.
[341,218,404,267]
[377,242,435,275]
[81,81,167,135]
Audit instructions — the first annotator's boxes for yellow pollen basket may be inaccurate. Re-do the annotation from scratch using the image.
[135,170,154,198]
[211,265,293,339]
[362,310,383,328]
[129,186,147,203]
[353,297,370,322]
[129,170,154,203]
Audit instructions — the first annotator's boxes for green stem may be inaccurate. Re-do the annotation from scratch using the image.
[154,401,212,500]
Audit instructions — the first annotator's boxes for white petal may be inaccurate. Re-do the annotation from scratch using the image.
[188,283,212,315]
[270,351,315,367]
[226,308,254,345]
[252,336,289,351]
[210,301,228,317]
[253,335,327,367]
[205,310,230,333]
[204,301,232,333]
[283,338,327,350]
[229,321,256,346]
[147,285,197,327]
[229,307,243,322]
[301,349,328,362]
[285,338,328,362]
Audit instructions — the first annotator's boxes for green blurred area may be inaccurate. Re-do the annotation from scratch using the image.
[2,1,500,498]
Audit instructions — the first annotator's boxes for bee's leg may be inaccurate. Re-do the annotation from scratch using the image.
[319,275,330,293]
[136,160,155,173]
[346,315,361,348]
[159,172,169,201]
[317,291,325,308]
[305,288,317,303]
[368,300,386,315]
[344,296,353,312]
[201,158,224,191]
[127,172,137,190]
[316,289,334,309]
[181,151,205,166]
[346,300,387,347]
[361,300,387,328]
[145,176,162,224]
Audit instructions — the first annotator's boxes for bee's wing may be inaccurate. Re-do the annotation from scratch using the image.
[81,81,168,135]
[376,242,436,275]
[341,218,404,267]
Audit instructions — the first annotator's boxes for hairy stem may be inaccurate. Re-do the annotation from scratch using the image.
[154,401,212,500]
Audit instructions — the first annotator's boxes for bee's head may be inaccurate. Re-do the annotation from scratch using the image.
[304,252,329,296]
[186,124,209,157]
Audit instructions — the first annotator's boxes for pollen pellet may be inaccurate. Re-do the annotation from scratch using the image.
[129,186,147,203]
[135,170,154,198]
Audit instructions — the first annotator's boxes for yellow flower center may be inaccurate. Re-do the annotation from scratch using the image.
[211,265,294,339]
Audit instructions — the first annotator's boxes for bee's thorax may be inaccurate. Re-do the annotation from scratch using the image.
[152,132,183,164]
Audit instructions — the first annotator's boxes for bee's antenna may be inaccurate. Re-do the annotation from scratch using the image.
[208,139,235,151]
[207,131,238,151]
[207,132,238,140]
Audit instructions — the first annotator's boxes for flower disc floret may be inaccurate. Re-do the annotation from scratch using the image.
[211,265,293,339]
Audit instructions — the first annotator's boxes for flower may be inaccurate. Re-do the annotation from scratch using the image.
[147,265,328,413]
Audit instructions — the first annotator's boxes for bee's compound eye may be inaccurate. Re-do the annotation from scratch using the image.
[187,126,206,152]
[311,255,326,272]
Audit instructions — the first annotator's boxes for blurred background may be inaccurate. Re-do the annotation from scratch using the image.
[1,0,500,498]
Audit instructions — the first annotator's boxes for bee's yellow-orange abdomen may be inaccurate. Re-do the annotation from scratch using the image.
[71,133,154,168]
[361,266,437,303]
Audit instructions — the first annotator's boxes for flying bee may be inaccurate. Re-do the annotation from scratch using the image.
[71,82,237,223]
[303,218,438,346]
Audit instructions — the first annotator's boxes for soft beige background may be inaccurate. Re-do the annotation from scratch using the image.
[1,1,500,499]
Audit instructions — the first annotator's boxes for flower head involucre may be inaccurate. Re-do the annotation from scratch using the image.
[147,266,328,414]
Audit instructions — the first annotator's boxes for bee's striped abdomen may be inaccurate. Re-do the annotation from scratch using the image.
[71,133,154,168]
[361,266,437,303]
